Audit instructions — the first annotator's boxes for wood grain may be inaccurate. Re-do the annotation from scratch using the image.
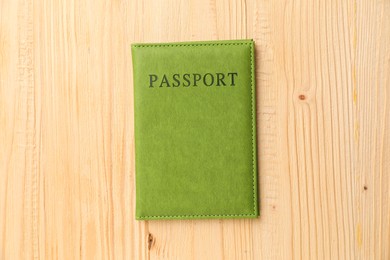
[1,0,389,259]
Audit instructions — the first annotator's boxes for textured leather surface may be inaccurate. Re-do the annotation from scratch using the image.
[132,39,258,220]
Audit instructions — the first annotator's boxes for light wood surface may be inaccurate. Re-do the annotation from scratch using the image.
[1,0,389,259]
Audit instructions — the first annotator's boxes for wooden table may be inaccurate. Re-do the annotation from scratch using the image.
[1,0,389,259]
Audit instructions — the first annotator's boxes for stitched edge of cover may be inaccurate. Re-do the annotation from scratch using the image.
[133,41,257,219]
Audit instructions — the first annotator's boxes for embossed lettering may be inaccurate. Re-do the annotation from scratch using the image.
[148,72,238,88]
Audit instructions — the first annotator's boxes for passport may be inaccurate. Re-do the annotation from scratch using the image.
[132,39,258,220]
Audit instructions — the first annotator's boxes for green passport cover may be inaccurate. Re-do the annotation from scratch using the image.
[132,39,258,220]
